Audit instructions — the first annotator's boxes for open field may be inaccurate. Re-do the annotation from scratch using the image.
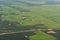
[1,4,60,28]
[0,0,60,40]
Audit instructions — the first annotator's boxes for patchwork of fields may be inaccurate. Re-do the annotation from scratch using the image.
[0,0,60,40]
[0,0,60,32]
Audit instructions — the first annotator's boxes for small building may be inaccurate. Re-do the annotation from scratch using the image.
[8,24,11,26]
[25,35,28,38]
[21,16,27,20]
[48,29,53,31]
[47,31,56,34]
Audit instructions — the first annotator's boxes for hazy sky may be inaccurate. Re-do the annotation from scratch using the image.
[49,0,60,1]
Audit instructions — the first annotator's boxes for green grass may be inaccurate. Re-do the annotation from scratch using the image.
[0,0,59,40]
[30,31,57,40]
[1,3,60,28]
[0,0,60,28]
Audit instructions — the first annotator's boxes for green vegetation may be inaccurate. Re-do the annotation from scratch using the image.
[0,0,60,28]
[0,0,60,40]
[30,31,57,40]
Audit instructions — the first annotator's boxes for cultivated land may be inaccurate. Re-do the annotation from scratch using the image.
[1,1,60,29]
[0,0,60,40]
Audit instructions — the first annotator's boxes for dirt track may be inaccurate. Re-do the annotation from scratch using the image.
[0,28,60,35]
